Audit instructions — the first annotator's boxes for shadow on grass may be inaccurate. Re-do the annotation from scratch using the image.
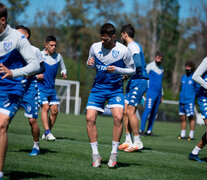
[201,157,207,162]
[56,137,75,140]
[18,148,57,155]
[5,171,53,179]
[101,160,141,168]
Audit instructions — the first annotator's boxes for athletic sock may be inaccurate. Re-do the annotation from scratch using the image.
[181,130,186,138]
[0,172,3,178]
[125,133,132,143]
[192,146,201,155]
[33,141,40,150]
[134,135,140,144]
[189,130,194,139]
[111,141,119,154]
[45,129,51,136]
[90,142,99,155]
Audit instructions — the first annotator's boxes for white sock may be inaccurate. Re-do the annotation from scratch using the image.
[134,135,140,144]
[0,172,3,178]
[181,130,186,137]
[192,146,201,155]
[111,141,119,154]
[189,130,194,139]
[90,142,99,155]
[33,141,39,150]
[125,133,132,143]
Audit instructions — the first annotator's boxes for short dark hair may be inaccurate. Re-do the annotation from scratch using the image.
[185,61,195,72]
[155,51,164,58]
[16,25,31,39]
[120,24,135,38]
[0,2,7,19]
[45,35,56,43]
[100,23,116,37]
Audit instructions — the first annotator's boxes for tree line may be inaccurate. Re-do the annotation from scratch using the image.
[5,0,207,111]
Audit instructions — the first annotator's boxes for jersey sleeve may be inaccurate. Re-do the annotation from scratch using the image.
[192,57,207,89]
[59,54,67,75]
[114,49,135,75]
[11,36,40,78]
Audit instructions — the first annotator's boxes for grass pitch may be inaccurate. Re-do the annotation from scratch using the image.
[4,110,207,179]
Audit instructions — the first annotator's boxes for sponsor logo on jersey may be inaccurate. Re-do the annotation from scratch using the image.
[96,65,107,71]
[27,105,32,113]
[116,96,121,102]
[3,42,12,51]
[112,50,119,58]
[98,51,103,57]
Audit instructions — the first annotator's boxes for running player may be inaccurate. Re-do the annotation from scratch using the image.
[0,3,40,179]
[118,24,147,152]
[37,35,67,141]
[178,61,199,141]
[16,25,45,155]
[140,51,164,135]
[86,23,135,168]
[188,57,207,162]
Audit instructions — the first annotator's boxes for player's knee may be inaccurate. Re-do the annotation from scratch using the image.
[29,118,37,126]
[0,120,8,132]
[86,114,96,125]
[42,104,50,112]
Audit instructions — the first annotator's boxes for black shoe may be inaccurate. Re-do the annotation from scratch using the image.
[177,135,185,140]
[145,132,154,136]
[139,131,146,136]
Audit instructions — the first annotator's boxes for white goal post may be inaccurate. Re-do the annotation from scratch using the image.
[55,79,81,115]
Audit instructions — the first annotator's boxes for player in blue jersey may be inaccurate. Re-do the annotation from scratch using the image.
[37,35,67,141]
[16,25,45,156]
[140,51,164,136]
[0,3,40,179]
[178,61,199,141]
[86,23,135,168]
[188,57,207,162]
[118,24,147,152]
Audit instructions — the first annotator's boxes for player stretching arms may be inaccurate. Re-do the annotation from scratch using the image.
[37,35,67,141]
[188,57,207,162]
[118,24,147,152]
[86,23,135,168]
[16,25,45,155]
[0,3,40,179]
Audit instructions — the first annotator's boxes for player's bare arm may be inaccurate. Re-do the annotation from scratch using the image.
[87,57,95,66]
[0,63,13,79]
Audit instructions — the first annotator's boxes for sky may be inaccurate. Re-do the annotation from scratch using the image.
[5,0,200,25]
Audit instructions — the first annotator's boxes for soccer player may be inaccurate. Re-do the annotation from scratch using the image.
[140,51,164,136]
[86,23,135,168]
[0,3,40,179]
[118,24,147,152]
[37,35,67,141]
[16,25,45,155]
[188,57,207,162]
[178,61,199,141]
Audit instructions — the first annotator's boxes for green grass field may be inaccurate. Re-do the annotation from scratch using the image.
[4,110,207,180]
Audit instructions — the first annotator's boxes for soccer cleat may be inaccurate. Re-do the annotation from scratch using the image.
[42,133,46,140]
[45,132,56,141]
[118,141,131,150]
[187,137,194,141]
[124,140,144,152]
[139,131,146,136]
[92,154,102,168]
[108,153,118,168]
[188,153,205,163]
[29,148,40,156]
[177,135,185,140]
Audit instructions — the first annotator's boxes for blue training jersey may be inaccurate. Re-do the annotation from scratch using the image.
[127,41,148,79]
[0,25,40,96]
[87,41,135,91]
[38,50,67,90]
[179,73,199,103]
[146,61,164,95]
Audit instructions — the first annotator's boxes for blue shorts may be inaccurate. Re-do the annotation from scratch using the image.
[125,79,147,107]
[179,103,194,117]
[38,88,59,106]
[21,89,38,119]
[198,97,207,119]
[86,89,124,112]
[0,93,21,119]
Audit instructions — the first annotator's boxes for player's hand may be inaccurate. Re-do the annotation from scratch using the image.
[87,58,95,66]
[123,75,129,80]
[36,74,44,80]
[160,96,163,103]
[0,63,13,79]
[62,73,67,79]
[106,66,115,73]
